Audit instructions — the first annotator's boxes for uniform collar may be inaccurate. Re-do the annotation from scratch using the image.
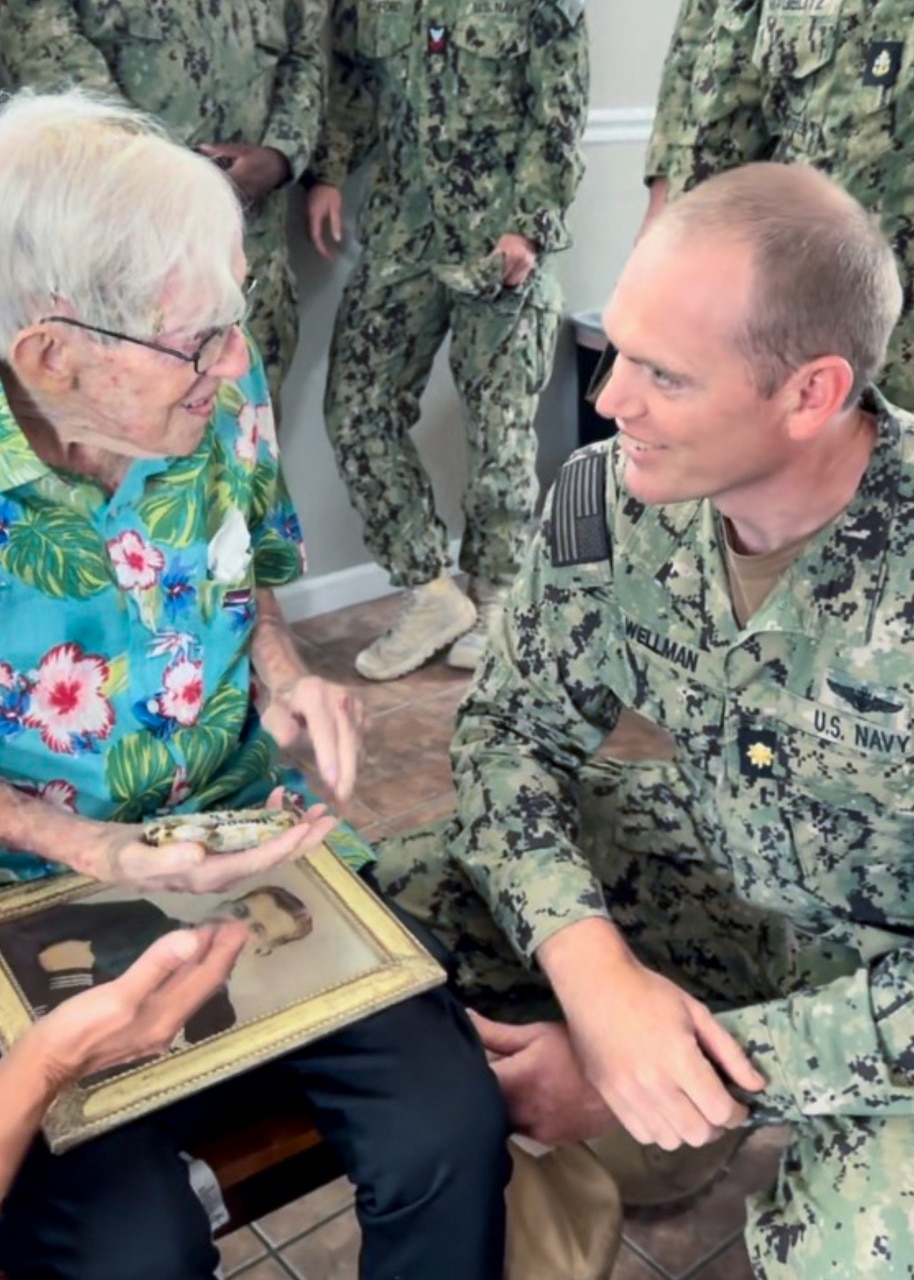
[616,386,907,647]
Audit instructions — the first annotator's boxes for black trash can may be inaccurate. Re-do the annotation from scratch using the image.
[571,310,616,447]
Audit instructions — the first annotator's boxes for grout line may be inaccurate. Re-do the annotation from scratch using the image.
[267,1200,357,1251]
[273,1252,307,1280]
[676,1227,745,1280]
[620,1236,677,1279]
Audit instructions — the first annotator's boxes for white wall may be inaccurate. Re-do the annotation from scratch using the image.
[277,0,682,620]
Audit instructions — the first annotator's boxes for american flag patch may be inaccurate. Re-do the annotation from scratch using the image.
[549,451,609,567]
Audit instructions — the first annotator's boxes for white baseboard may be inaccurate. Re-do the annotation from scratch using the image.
[584,106,654,146]
[276,538,464,622]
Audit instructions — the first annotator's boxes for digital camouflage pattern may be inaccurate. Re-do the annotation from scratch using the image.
[646,0,914,412]
[324,255,562,587]
[377,387,914,1276]
[0,0,324,406]
[311,0,588,587]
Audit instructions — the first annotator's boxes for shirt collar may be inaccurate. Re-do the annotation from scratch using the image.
[0,375,55,492]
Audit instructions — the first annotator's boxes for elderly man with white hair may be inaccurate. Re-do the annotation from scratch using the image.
[0,90,509,1280]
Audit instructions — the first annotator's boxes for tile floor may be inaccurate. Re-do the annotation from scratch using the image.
[217,592,788,1280]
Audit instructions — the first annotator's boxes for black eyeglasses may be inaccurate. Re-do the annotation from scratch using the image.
[38,277,258,374]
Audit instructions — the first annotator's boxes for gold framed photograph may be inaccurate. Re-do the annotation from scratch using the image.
[0,841,445,1152]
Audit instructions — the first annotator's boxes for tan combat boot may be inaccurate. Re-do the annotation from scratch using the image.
[355,574,476,681]
[446,578,508,670]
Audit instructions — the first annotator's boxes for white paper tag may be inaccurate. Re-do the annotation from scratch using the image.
[182,1152,230,1233]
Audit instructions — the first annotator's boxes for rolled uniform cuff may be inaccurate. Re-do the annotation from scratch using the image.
[260,134,310,186]
[716,1000,800,1123]
[514,208,571,255]
[643,145,702,201]
[507,888,613,967]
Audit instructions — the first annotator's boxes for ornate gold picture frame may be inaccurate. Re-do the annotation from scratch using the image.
[0,842,444,1152]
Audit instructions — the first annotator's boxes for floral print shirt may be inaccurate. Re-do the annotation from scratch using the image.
[0,342,370,881]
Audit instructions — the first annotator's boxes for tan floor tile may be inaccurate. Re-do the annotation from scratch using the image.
[282,1206,361,1280]
[380,789,457,836]
[611,1241,669,1278]
[355,819,398,844]
[219,1226,267,1275]
[364,705,454,765]
[256,1176,355,1247]
[689,1239,756,1280]
[232,1261,295,1280]
[356,756,454,819]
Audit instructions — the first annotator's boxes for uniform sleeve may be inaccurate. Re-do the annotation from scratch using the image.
[646,0,771,198]
[260,0,325,182]
[511,0,589,254]
[0,0,126,95]
[307,0,381,188]
[718,951,914,1122]
[450,478,624,964]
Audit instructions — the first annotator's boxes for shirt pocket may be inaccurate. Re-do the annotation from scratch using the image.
[751,1,842,80]
[772,687,914,815]
[452,11,529,113]
[355,0,412,59]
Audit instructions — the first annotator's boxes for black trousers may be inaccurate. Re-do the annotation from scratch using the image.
[0,890,510,1280]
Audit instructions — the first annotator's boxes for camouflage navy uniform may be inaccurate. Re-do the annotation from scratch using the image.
[308,0,588,588]
[0,0,323,407]
[378,387,914,1277]
[646,0,914,411]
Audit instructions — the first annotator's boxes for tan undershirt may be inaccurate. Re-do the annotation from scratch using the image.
[721,520,812,628]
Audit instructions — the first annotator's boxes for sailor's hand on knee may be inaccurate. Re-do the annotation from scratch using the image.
[469,1012,617,1147]
[564,962,764,1150]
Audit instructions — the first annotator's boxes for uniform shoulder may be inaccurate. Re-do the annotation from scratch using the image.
[547,441,622,567]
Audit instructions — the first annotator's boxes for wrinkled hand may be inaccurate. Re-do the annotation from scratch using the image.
[305,183,344,261]
[81,789,337,894]
[489,233,538,288]
[260,675,364,804]
[197,142,291,202]
[566,957,764,1150]
[469,1011,617,1147]
[31,924,248,1088]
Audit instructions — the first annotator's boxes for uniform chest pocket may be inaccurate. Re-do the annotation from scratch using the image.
[751,4,841,80]
[774,690,914,814]
[453,13,529,60]
[355,0,412,58]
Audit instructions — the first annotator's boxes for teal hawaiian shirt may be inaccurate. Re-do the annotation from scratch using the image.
[0,340,370,881]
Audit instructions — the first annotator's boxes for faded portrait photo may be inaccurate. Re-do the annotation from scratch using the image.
[0,861,383,1082]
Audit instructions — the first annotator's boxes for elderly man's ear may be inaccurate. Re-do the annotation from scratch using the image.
[7,325,80,394]
[782,355,857,442]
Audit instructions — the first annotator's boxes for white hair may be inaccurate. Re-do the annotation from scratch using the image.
[0,88,245,357]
